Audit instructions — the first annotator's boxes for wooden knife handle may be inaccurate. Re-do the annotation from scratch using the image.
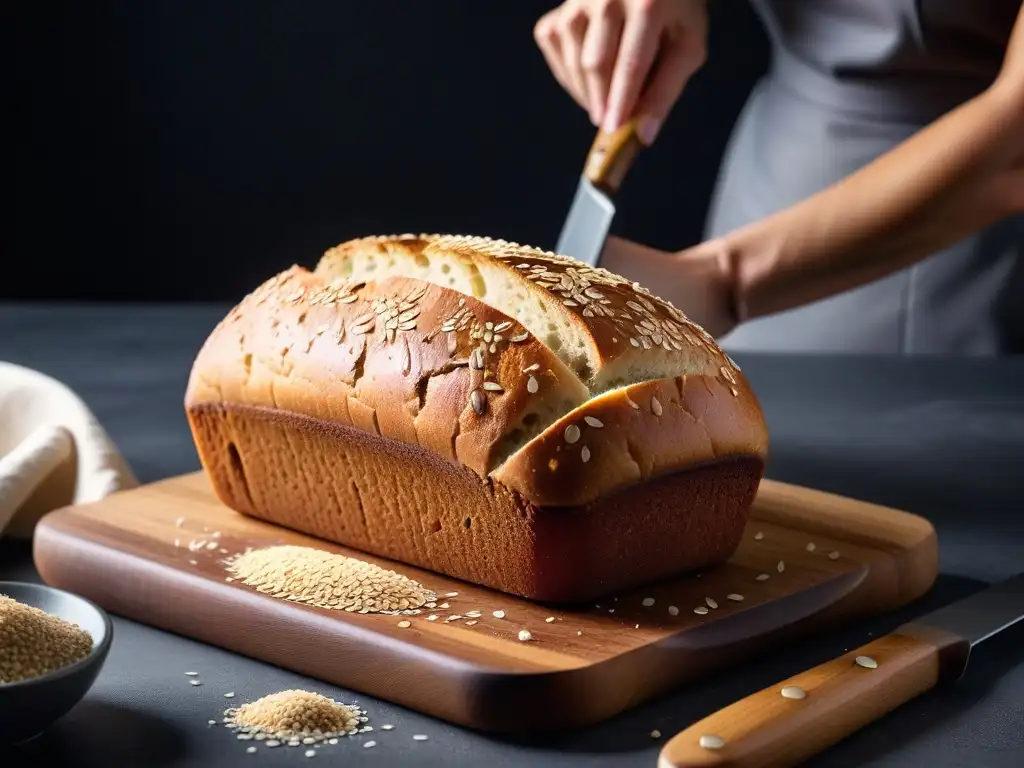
[584,117,644,194]
[658,628,967,768]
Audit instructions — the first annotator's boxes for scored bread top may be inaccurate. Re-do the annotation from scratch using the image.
[316,234,734,394]
[187,234,769,507]
[186,266,590,480]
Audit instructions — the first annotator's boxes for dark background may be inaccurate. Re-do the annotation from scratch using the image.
[9,1,769,302]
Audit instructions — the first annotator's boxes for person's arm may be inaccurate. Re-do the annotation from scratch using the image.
[534,0,709,144]
[711,6,1024,325]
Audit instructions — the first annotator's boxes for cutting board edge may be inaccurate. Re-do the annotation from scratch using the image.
[30,473,941,734]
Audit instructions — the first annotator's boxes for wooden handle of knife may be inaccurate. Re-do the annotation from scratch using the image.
[584,117,644,194]
[658,632,954,768]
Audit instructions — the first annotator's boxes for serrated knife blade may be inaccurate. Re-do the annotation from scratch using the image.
[555,118,644,267]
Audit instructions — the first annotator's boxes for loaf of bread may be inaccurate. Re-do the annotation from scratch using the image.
[185,234,769,602]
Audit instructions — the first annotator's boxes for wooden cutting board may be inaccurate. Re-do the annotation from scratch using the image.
[32,472,937,733]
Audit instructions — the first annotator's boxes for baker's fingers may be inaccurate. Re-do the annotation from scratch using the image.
[602,6,662,133]
[580,3,624,126]
[634,31,707,144]
[558,9,592,112]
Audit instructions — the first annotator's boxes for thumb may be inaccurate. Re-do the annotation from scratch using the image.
[634,37,706,145]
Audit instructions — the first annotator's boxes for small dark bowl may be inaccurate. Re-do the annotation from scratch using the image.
[0,581,113,745]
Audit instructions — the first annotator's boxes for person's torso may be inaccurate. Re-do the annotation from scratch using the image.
[754,0,1019,122]
[709,0,1023,355]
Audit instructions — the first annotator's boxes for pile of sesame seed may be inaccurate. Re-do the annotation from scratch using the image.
[225,545,436,614]
[0,593,94,684]
[223,690,367,745]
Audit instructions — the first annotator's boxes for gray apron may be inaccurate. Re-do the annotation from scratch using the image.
[709,0,1024,354]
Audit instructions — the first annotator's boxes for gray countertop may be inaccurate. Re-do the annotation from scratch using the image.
[1,303,1022,767]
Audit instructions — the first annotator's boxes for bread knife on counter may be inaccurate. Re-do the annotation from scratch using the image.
[555,118,645,267]
[658,572,1024,768]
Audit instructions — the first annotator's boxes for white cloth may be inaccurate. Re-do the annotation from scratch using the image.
[0,361,137,539]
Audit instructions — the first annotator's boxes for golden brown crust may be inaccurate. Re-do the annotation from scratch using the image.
[186,401,763,602]
[316,234,738,389]
[493,372,769,507]
[186,265,589,480]
[187,236,769,508]
[185,234,770,596]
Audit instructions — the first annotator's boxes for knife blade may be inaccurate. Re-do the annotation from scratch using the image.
[658,572,1024,768]
[555,117,645,267]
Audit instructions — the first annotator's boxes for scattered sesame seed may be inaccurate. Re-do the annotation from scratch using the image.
[705,597,718,609]
[426,615,438,621]
[413,734,429,741]
[806,542,817,552]
[754,531,764,540]
[564,424,581,444]
[518,630,533,642]
[381,725,394,731]
[584,416,604,428]
[577,630,583,636]
[829,550,841,560]
[694,606,709,615]
[580,445,591,463]
[224,692,235,698]
[727,593,744,602]
[635,624,640,629]
[175,516,186,527]
[527,375,539,393]
[668,606,679,616]
[185,671,199,676]
[190,680,203,686]
[439,603,450,609]
[265,740,280,747]
[246,746,257,754]
[699,734,725,750]
[363,741,377,748]
[651,397,663,416]
[781,685,807,700]
[608,608,615,613]
[545,617,555,623]
[756,573,770,581]
[397,620,411,628]
[492,610,505,619]
[642,597,655,607]
[464,610,482,618]
[305,749,316,757]
[855,655,878,669]
[208,719,217,726]
[651,729,662,739]
[777,560,786,573]
[466,620,478,626]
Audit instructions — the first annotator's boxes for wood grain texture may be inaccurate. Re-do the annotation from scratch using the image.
[31,473,938,733]
[658,628,965,768]
[585,117,643,193]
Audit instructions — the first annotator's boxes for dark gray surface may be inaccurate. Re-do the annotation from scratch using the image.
[1,303,1022,767]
